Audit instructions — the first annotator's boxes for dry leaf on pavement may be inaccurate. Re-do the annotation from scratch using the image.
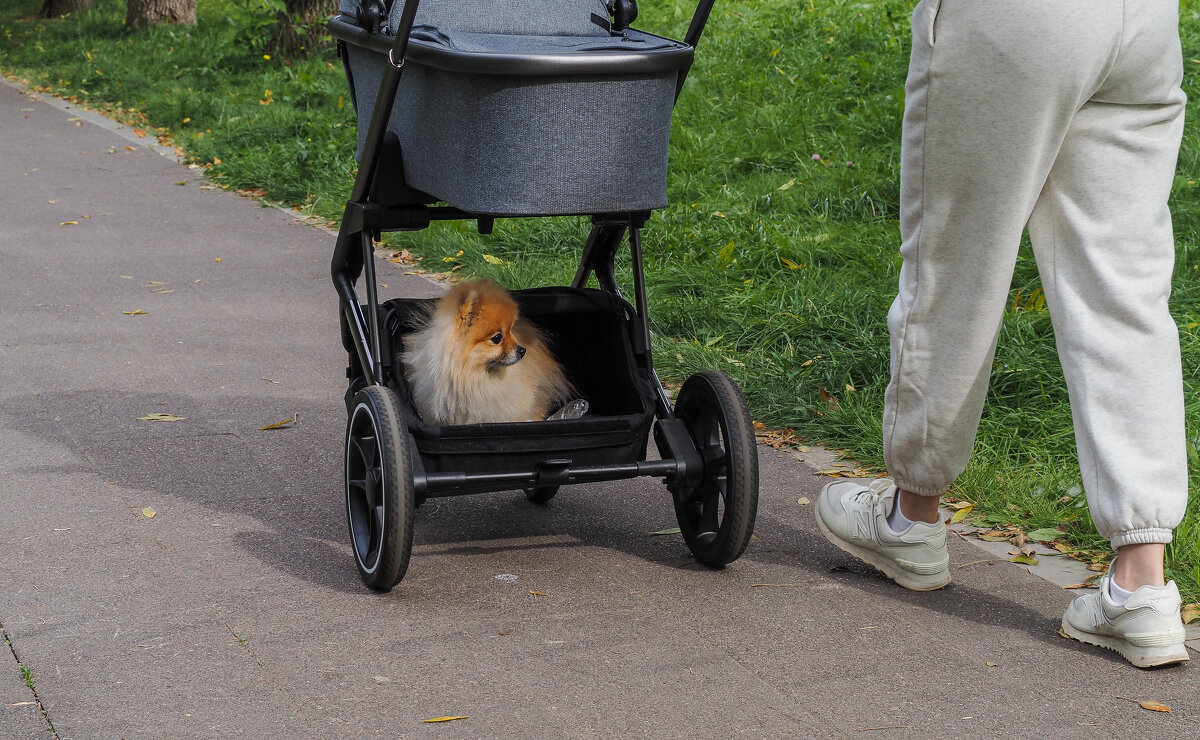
[1117,697,1171,714]
[1181,603,1200,624]
[259,417,296,431]
[422,716,468,723]
[137,413,185,422]
[949,505,974,524]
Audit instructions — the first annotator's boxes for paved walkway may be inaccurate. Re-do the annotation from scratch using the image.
[1,78,1197,739]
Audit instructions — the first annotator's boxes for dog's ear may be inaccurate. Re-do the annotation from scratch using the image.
[457,289,481,327]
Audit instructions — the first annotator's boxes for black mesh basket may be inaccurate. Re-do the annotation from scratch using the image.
[343,287,658,495]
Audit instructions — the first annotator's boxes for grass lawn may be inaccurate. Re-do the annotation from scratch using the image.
[3,0,1200,601]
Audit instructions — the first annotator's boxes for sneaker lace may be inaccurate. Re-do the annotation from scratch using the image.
[847,478,893,504]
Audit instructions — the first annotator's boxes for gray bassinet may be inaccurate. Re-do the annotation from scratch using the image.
[333,0,693,216]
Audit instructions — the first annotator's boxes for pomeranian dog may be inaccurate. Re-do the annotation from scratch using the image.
[400,279,574,425]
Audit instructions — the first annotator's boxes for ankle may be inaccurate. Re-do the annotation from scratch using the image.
[897,488,941,524]
[1111,544,1167,591]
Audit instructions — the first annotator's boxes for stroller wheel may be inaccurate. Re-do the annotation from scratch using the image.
[671,371,759,567]
[524,485,559,504]
[344,385,415,590]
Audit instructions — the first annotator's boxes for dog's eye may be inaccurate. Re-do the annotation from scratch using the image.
[490,332,503,344]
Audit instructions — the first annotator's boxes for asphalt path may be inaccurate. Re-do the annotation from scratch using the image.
[1,77,1197,739]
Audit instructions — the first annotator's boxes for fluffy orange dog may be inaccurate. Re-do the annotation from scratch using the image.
[400,280,573,425]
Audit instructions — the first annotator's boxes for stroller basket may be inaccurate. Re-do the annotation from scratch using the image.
[344,287,659,496]
[332,0,693,215]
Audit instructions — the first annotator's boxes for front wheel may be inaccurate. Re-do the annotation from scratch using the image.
[671,371,759,566]
[345,385,415,590]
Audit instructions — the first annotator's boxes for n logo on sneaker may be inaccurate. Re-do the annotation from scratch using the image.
[852,506,875,541]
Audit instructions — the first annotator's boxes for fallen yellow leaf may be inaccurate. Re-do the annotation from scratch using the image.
[60,221,78,226]
[950,505,974,524]
[529,590,546,596]
[481,253,509,266]
[1182,602,1200,624]
[422,716,468,723]
[142,507,157,519]
[797,497,810,505]
[1138,701,1172,714]
[1009,554,1038,566]
[259,418,296,431]
[1118,697,1171,714]
[977,533,1010,542]
[137,413,185,422]
[122,309,146,315]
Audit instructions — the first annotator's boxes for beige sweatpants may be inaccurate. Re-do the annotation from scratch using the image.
[883,0,1188,547]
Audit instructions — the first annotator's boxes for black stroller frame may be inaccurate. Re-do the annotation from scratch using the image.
[330,0,759,590]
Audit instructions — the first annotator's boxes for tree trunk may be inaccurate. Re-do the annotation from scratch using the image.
[125,0,196,27]
[274,0,337,55]
[41,0,93,18]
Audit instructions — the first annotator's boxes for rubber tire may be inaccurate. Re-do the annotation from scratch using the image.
[670,370,759,566]
[345,385,415,590]
[524,485,560,504]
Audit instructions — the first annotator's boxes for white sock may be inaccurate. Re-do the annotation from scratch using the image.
[1107,577,1134,605]
[887,497,916,533]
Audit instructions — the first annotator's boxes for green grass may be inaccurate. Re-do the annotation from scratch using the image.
[3,0,1200,600]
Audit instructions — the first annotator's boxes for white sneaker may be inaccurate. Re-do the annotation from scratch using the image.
[1061,568,1189,668]
[815,478,950,591]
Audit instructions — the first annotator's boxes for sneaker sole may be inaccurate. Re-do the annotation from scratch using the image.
[814,502,950,592]
[1060,618,1190,668]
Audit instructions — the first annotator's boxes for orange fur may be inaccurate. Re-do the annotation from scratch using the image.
[400,280,573,425]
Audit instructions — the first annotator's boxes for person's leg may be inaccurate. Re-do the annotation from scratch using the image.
[1028,0,1189,667]
[1025,0,1188,582]
[882,0,1120,503]
[818,0,1122,589]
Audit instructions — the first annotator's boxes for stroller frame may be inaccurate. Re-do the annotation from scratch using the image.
[331,0,759,591]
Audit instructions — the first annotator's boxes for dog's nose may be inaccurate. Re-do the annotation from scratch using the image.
[515,345,526,359]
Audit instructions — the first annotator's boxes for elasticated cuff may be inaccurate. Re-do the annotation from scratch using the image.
[890,479,947,498]
[1110,527,1174,549]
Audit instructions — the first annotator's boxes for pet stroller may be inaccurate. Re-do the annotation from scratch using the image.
[330,0,759,590]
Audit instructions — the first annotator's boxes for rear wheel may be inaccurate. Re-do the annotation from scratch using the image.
[671,371,759,566]
[345,385,415,590]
